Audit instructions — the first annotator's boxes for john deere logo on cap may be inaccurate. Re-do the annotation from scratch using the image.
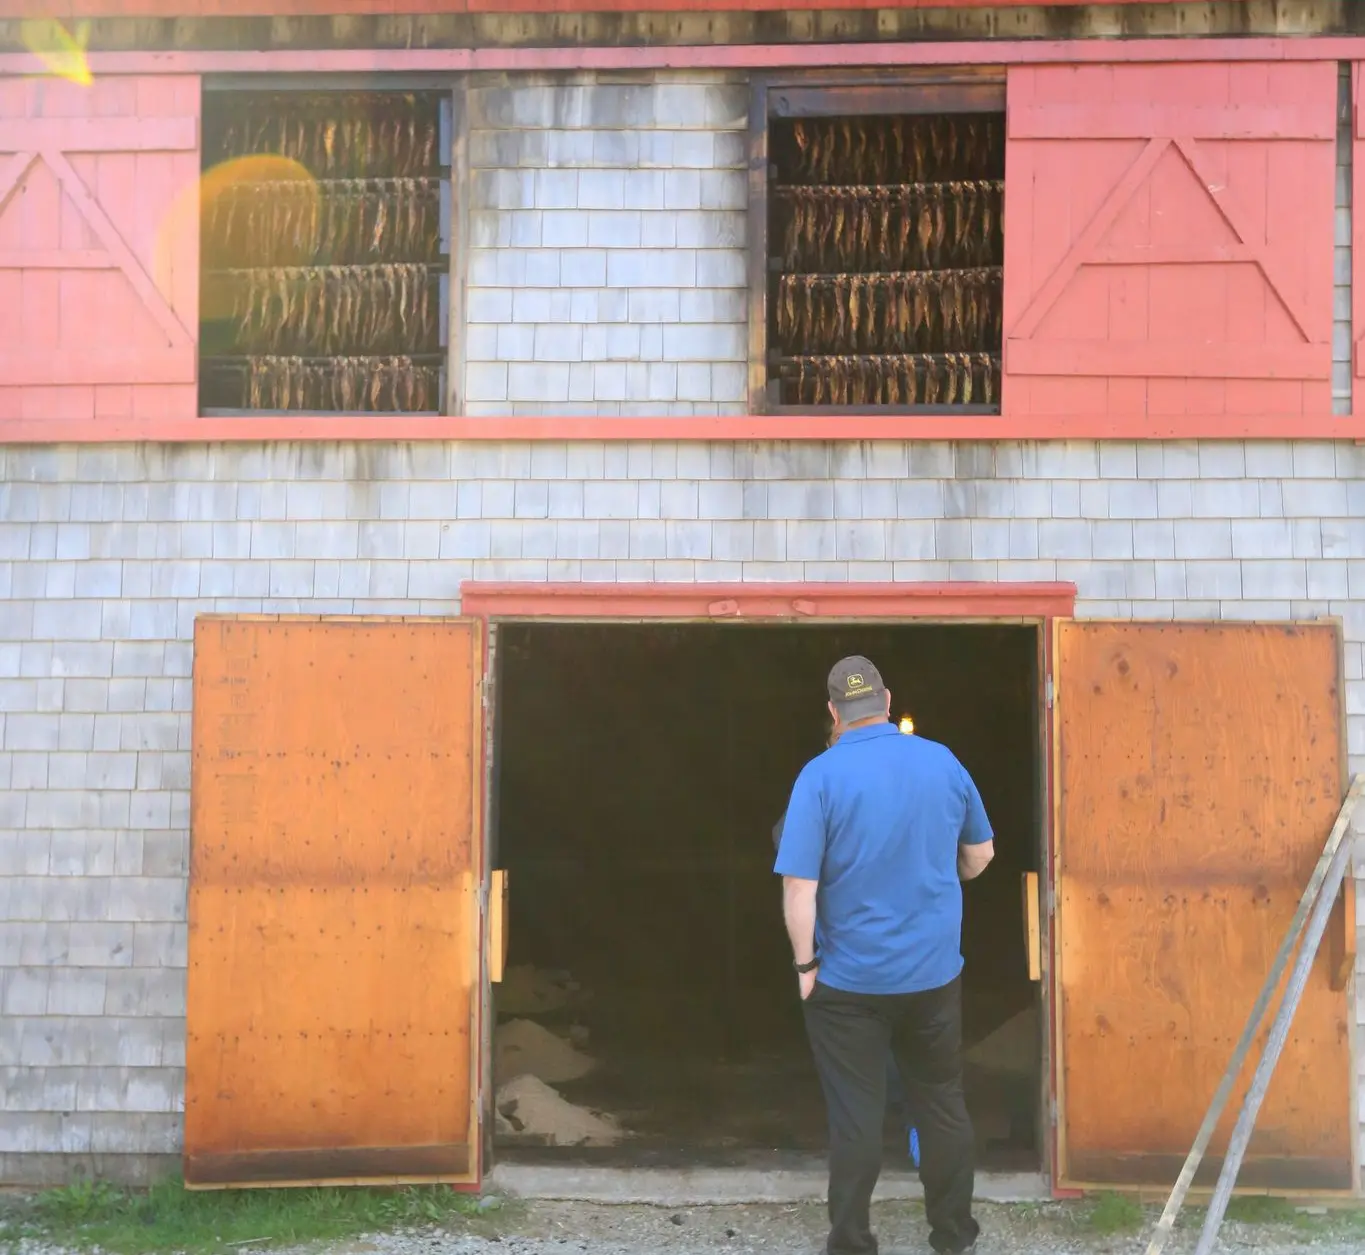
[847,673,865,688]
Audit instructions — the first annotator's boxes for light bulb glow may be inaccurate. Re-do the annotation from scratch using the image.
[899,716,915,735]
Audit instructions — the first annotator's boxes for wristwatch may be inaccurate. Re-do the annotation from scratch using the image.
[793,956,820,974]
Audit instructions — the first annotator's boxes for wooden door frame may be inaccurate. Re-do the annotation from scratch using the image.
[461,579,1075,1186]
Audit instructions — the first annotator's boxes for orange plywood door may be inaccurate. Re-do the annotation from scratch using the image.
[186,617,484,1188]
[1053,621,1351,1192]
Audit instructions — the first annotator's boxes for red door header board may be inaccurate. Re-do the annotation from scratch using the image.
[187,617,483,1188]
[0,75,200,423]
[1003,62,1336,422]
[1054,621,1352,1191]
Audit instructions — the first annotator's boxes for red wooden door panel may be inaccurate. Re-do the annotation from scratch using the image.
[1003,63,1335,420]
[0,75,199,422]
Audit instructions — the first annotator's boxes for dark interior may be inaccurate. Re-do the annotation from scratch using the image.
[492,622,1042,1170]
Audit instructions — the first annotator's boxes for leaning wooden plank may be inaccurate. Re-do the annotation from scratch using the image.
[1142,773,1365,1255]
[1193,805,1361,1254]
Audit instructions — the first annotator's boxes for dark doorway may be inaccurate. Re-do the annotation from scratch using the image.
[491,622,1042,1171]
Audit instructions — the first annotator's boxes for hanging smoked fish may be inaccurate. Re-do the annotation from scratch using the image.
[923,359,941,407]
[932,191,948,269]
[980,184,996,266]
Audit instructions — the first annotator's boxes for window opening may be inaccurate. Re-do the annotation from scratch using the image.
[764,98,1004,413]
[199,89,452,415]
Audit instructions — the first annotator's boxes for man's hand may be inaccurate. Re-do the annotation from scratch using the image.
[798,966,819,1001]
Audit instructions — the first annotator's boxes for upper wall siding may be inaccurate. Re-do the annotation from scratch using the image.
[463,75,749,418]
[3,438,1365,1184]
[3,2,1362,53]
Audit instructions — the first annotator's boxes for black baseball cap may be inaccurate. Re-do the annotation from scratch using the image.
[827,655,888,723]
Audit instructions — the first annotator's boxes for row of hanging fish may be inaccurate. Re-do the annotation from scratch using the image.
[784,116,1002,186]
[204,178,443,269]
[209,264,441,357]
[212,94,440,179]
[235,355,442,413]
[778,181,1002,273]
[782,353,1000,408]
[776,269,1001,356]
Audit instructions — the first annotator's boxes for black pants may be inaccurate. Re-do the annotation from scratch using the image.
[803,976,977,1255]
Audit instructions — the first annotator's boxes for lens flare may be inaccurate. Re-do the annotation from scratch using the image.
[898,716,915,735]
[160,155,318,319]
[21,19,93,87]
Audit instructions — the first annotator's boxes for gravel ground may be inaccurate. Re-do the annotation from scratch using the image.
[7,1198,1364,1255]
[237,1200,1365,1255]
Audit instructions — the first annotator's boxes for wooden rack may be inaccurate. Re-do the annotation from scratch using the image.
[199,90,451,416]
[772,351,1001,408]
[765,110,1005,413]
[201,354,444,414]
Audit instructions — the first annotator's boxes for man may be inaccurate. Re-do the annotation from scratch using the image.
[775,656,994,1255]
[772,719,917,1163]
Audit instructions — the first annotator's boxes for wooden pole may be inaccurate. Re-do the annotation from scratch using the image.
[1192,823,1356,1255]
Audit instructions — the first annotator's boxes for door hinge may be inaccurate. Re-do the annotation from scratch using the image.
[1050,1098,1059,1127]
[1045,675,1054,710]
[1047,884,1056,916]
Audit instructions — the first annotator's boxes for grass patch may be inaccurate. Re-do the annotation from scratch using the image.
[1223,1196,1297,1225]
[1198,1197,1365,1239]
[0,1178,487,1255]
[1086,1191,1144,1235]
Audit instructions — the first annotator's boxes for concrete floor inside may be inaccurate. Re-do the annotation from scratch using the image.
[489,621,1045,1177]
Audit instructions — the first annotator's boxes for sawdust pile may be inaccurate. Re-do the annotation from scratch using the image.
[495,1075,621,1147]
[495,1018,595,1084]
[498,964,576,1016]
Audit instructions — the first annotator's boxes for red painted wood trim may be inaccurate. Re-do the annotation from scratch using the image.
[0,352,192,386]
[0,40,1360,78]
[1004,340,1329,380]
[1171,135,1321,340]
[0,250,115,269]
[459,581,1079,622]
[5,413,1365,443]
[36,149,196,353]
[1009,138,1170,342]
[1088,243,1257,266]
[0,151,35,219]
[0,117,198,153]
[1008,104,1335,141]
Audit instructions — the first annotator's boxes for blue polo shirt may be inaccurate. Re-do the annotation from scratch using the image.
[774,722,993,995]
